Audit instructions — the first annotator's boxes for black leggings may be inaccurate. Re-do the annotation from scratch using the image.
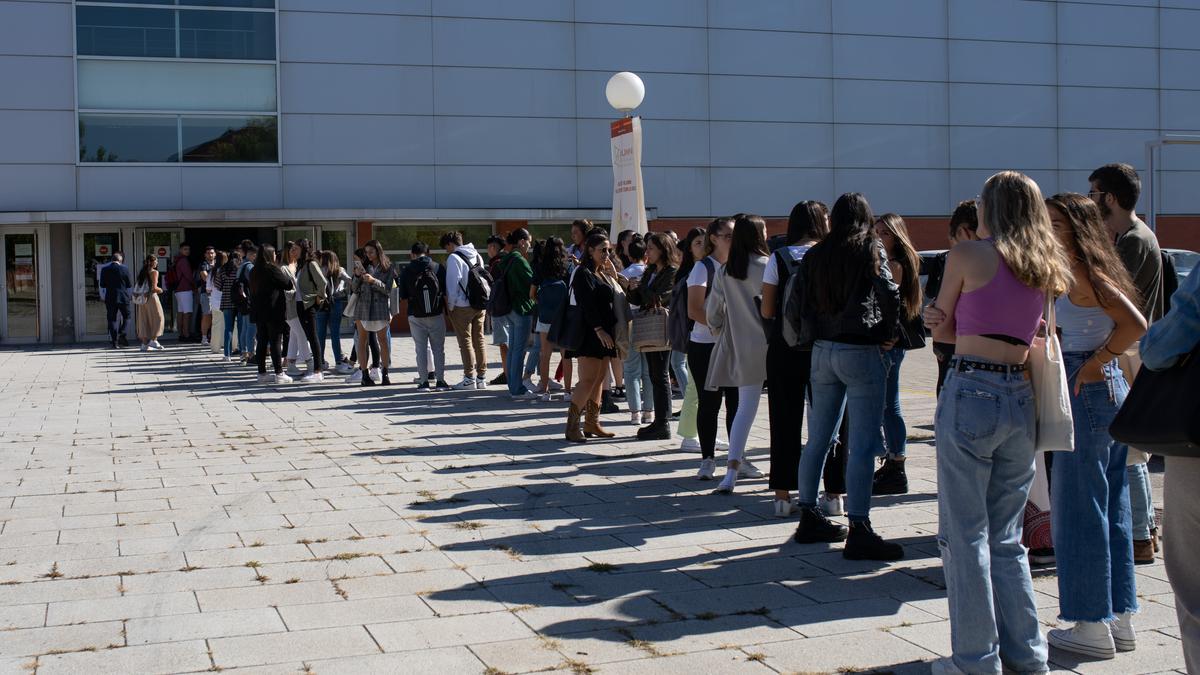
[256,321,284,374]
[766,340,810,491]
[296,302,323,371]
[348,331,380,367]
[645,350,672,424]
[687,340,738,459]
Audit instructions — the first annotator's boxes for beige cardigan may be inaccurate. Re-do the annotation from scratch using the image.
[704,255,769,389]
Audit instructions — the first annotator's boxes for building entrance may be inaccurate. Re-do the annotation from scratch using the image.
[183,227,277,256]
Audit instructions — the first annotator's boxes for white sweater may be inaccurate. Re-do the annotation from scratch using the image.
[444,243,481,310]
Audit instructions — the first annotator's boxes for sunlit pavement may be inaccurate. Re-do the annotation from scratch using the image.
[0,343,1179,674]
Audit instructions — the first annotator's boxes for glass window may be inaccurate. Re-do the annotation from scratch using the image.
[181,116,277,162]
[79,114,179,163]
[526,222,573,243]
[180,10,275,60]
[81,1,276,9]
[4,233,39,340]
[371,224,494,262]
[78,60,277,112]
[76,7,176,58]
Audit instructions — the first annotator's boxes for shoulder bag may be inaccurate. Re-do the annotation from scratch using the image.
[631,307,671,352]
[1029,293,1075,452]
[1110,342,1200,457]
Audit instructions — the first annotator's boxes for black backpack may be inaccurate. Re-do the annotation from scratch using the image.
[233,263,252,314]
[767,248,804,343]
[667,257,714,352]
[454,250,492,311]
[487,256,515,318]
[411,261,444,318]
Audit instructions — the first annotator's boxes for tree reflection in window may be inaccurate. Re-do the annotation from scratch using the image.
[181,116,278,163]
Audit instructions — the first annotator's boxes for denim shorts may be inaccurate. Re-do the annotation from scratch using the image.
[492,313,512,345]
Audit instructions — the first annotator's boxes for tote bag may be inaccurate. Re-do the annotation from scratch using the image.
[1029,294,1074,452]
[132,281,149,306]
[343,291,359,318]
[631,307,671,352]
[1110,342,1200,457]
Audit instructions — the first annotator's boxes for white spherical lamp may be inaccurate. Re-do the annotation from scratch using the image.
[605,72,645,114]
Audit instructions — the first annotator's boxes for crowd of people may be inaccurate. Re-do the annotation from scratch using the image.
[94,163,1200,674]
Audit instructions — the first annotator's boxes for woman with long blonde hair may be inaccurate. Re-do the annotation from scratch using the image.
[924,171,1071,674]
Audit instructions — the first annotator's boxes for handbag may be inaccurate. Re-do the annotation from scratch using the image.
[631,307,671,352]
[343,291,359,318]
[132,281,149,306]
[1110,342,1200,457]
[1028,294,1075,452]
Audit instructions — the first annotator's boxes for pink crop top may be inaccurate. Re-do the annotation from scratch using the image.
[955,244,1043,346]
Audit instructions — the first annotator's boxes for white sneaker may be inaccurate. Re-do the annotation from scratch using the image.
[510,391,538,400]
[713,471,737,494]
[149,341,164,350]
[773,499,797,518]
[335,362,353,374]
[1112,612,1137,652]
[344,370,362,384]
[548,380,564,391]
[369,367,381,381]
[201,337,210,346]
[452,377,476,390]
[680,437,701,452]
[696,458,716,480]
[475,377,488,390]
[641,411,653,424]
[222,355,231,362]
[274,372,293,384]
[256,373,272,384]
[630,411,641,424]
[738,460,764,479]
[1048,621,1116,660]
[819,493,844,517]
[715,438,730,450]
[301,371,324,383]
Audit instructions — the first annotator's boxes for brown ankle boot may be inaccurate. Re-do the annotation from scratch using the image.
[583,400,616,438]
[565,403,586,443]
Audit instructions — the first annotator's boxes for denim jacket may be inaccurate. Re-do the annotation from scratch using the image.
[1141,265,1200,371]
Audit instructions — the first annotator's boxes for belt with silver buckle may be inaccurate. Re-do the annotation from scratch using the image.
[953,358,1027,374]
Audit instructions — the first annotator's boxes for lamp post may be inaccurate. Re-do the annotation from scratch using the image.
[606,72,648,237]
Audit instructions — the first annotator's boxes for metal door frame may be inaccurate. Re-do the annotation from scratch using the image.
[0,225,52,344]
[72,223,136,342]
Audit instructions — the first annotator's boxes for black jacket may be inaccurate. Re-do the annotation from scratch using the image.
[101,263,133,306]
[625,264,677,310]
[248,263,294,327]
[398,256,447,317]
[798,240,900,347]
[567,267,617,359]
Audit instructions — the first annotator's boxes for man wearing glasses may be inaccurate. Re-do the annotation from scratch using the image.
[1089,162,1165,568]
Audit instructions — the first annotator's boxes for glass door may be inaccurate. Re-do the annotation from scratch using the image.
[278,225,316,254]
[138,228,184,334]
[74,225,126,341]
[0,230,43,343]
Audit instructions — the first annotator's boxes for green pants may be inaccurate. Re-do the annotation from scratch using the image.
[677,374,699,439]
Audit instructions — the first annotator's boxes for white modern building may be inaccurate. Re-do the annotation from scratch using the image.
[1,0,1199,343]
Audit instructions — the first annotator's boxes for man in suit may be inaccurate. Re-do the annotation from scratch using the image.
[100,251,133,348]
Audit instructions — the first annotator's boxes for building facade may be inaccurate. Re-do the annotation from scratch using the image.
[1,0,1199,342]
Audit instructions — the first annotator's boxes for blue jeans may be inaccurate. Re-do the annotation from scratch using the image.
[222,309,237,358]
[315,297,346,365]
[670,349,688,396]
[797,341,888,521]
[1052,351,1137,622]
[506,312,534,395]
[524,328,541,378]
[882,348,908,459]
[623,350,653,412]
[239,312,256,360]
[936,360,1047,674]
[1127,462,1155,540]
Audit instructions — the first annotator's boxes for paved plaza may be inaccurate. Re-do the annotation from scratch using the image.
[0,343,1182,674]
